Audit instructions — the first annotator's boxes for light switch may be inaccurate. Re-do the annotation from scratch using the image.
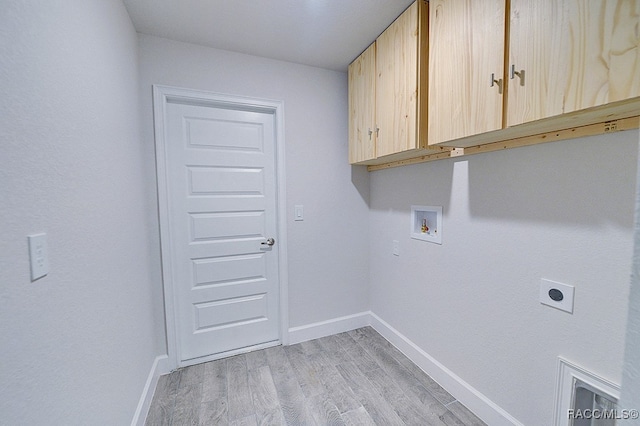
[294,205,304,221]
[28,233,49,281]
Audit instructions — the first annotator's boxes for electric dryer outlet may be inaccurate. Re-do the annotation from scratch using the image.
[540,278,575,314]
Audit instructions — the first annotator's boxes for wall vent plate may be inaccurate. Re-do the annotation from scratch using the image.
[410,205,442,244]
[553,357,620,426]
[540,279,574,313]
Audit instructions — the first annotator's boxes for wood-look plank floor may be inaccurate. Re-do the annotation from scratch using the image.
[145,327,486,426]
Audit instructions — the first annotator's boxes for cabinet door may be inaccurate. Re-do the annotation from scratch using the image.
[563,0,640,112]
[348,43,377,164]
[507,0,568,126]
[428,0,506,145]
[376,1,419,157]
[507,0,640,127]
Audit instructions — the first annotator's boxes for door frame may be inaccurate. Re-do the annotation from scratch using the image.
[152,84,289,369]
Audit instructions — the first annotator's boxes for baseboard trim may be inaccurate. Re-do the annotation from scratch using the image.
[288,311,371,345]
[131,355,170,426]
[369,312,523,426]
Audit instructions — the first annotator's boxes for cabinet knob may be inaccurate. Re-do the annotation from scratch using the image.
[510,64,525,86]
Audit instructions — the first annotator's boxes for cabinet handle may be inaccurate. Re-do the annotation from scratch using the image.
[368,128,373,140]
[490,73,503,94]
[510,65,525,86]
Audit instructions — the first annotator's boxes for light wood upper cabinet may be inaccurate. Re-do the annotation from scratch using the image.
[426,0,639,148]
[348,0,440,165]
[354,0,639,167]
[507,0,640,126]
[348,43,377,164]
[428,0,506,146]
[376,0,425,157]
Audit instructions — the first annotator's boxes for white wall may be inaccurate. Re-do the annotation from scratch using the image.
[137,35,371,339]
[0,1,159,424]
[621,131,640,416]
[368,130,639,425]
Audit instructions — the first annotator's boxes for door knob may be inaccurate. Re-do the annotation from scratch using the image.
[261,238,276,246]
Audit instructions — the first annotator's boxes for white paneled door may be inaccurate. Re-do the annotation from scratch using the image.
[157,89,282,365]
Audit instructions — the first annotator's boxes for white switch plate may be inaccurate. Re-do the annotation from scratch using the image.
[294,205,304,221]
[540,279,574,313]
[392,240,400,256]
[28,233,49,281]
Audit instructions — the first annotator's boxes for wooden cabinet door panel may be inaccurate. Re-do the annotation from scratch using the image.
[348,43,377,164]
[508,0,571,126]
[563,0,640,111]
[507,0,639,127]
[428,0,506,145]
[376,1,419,157]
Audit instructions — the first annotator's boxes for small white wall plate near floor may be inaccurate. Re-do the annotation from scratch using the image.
[553,357,620,426]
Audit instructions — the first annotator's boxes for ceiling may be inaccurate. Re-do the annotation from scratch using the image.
[122,0,415,72]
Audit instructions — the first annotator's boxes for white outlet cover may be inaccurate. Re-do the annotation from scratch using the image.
[540,279,574,313]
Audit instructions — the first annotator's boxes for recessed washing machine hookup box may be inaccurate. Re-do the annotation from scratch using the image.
[410,205,442,244]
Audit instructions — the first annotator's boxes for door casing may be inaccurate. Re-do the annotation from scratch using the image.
[152,85,289,369]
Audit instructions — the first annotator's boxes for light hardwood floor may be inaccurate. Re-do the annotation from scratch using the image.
[145,326,486,426]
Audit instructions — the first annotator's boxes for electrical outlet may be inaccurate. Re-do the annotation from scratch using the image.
[28,233,49,281]
[392,240,400,256]
[540,279,574,313]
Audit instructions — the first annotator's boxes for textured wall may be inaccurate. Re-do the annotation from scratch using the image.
[368,130,638,424]
[137,34,371,338]
[0,1,159,424]
[621,132,640,416]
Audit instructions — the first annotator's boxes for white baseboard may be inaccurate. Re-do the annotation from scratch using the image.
[369,312,523,426]
[288,311,371,345]
[131,354,171,426]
